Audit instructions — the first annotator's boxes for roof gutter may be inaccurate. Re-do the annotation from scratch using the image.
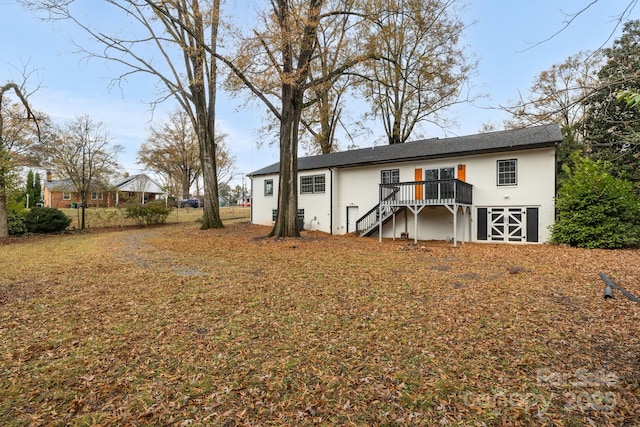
[329,168,333,235]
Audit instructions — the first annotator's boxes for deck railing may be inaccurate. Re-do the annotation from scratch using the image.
[355,188,400,236]
[380,179,473,206]
[355,179,473,236]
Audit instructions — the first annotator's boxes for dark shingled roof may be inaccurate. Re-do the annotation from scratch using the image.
[248,123,562,177]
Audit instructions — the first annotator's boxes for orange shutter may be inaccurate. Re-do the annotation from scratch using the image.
[457,164,466,182]
[414,168,423,200]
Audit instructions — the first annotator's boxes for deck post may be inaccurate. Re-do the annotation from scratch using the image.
[404,209,408,236]
[462,206,466,243]
[469,207,473,243]
[453,205,458,247]
[392,209,396,240]
[378,206,382,243]
[414,206,418,244]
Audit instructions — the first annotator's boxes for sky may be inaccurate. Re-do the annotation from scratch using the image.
[1,0,639,188]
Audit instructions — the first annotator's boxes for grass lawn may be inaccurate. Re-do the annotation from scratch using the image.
[0,222,639,426]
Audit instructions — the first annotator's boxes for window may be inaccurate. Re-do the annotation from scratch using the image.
[62,192,71,200]
[91,192,104,200]
[424,167,455,199]
[497,159,517,186]
[300,174,325,194]
[381,169,400,184]
[264,179,274,196]
[272,209,304,221]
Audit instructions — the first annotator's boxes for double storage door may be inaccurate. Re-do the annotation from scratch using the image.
[477,207,539,243]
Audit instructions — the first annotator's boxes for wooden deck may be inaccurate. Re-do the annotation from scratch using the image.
[356,179,473,244]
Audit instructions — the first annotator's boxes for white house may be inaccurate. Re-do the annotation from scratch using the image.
[248,124,562,244]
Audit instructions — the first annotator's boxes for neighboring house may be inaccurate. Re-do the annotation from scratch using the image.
[236,190,252,207]
[248,124,563,245]
[43,172,165,208]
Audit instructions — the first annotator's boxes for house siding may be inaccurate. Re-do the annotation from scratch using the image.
[251,171,333,232]
[251,146,556,243]
[298,171,332,231]
[251,174,280,227]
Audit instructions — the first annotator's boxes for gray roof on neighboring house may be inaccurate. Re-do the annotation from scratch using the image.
[43,178,77,192]
[248,123,562,177]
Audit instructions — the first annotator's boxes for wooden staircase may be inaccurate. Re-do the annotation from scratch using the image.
[355,188,403,237]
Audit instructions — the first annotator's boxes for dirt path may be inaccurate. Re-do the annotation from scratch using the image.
[113,228,209,277]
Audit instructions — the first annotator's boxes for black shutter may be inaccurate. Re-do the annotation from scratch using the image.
[526,207,538,243]
[477,208,488,241]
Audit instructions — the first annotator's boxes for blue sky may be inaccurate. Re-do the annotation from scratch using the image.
[1,1,638,187]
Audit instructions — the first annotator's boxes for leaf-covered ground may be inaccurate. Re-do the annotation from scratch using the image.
[1,223,639,426]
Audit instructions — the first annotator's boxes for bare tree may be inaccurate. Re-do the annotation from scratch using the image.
[357,0,474,145]
[503,50,603,141]
[42,115,121,230]
[0,82,40,237]
[300,10,358,154]
[217,0,382,237]
[138,109,234,200]
[23,0,224,229]
[140,109,202,200]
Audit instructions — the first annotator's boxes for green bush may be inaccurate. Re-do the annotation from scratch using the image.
[7,210,26,235]
[551,155,640,248]
[24,207,72,234]
[6,199,27,236]
[124,201,172,225]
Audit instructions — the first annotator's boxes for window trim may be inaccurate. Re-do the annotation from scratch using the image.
[381,169,400,184]
[264,179,274,196]
[62,192,71,200]
[497,159,518,186]
[300,174,326,194]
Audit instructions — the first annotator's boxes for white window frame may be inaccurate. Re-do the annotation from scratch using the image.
[264,179,274,196]
[381,169,400,184]
[497,159,517,186]
[62,192,71,200]
[300,174,326,194]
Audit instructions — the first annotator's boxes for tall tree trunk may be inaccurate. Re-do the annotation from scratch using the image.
[0,147,8,237]
[181,168,191,199]
[0,192,7,238]
[198,0,223,229]
[200,129,222,229]
[80,191,87,230]
[270,84,302,238]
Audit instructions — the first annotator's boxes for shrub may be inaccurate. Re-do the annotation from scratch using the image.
[7,210,26,235]
[551,156,640,248]
[24,207,72,234]
[125,201,172,225]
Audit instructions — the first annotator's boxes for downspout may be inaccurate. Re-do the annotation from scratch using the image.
[249,176,253,224]
[329,168,333,235]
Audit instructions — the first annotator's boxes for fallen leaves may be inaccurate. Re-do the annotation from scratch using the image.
[0,222,639,425]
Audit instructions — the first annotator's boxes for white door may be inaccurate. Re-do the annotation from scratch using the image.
[347,206,359,234]
[489,207,525,242]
